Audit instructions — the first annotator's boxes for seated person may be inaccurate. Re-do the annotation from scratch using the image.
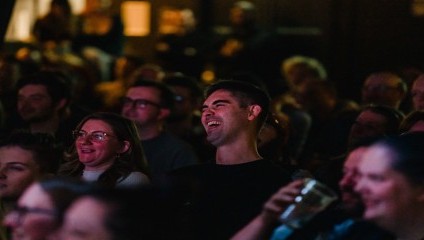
[0,131,62,238]
[3,177,90,240]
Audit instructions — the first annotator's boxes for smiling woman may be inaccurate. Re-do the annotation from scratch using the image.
[355,132,424,240]
[58,112,150,187]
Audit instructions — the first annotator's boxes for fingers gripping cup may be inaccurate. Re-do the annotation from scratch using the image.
[279,178,338,229]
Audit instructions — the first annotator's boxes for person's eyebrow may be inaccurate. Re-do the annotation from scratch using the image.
[6,162,31,167]
[202,99,231,110]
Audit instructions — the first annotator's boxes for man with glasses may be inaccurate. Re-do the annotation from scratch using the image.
[121,78,198,181]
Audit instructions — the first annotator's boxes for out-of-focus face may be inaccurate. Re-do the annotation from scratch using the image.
[61,197,111,240]
[168,85,195,120]
[0,146,40,200]
[338,147,368,211]
[355,145,424,231]
[121,86,165,128]
[75,119,128,171]
[17,84,56,123]
[361,74,403,108]
[3,183,57,240]
[408,119,424,133]
[349,110,387,141]
[201,89,254,147]
[411,76,424,111]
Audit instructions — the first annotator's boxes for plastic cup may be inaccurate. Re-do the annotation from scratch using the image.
[279,178,338,229]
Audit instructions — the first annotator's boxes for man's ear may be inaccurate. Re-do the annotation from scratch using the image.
[55,98,68,111]
[247,104,262,121]
[119,141,131,154]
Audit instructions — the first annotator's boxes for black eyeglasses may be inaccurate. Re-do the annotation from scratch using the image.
[72,130,116,142]
[122,97,161,109]
[10,205,57,221]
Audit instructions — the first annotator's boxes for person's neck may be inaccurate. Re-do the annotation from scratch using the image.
[215,140,261,165]
[83,161,114,172]
[29,116,60,135]
[137,124,163,140]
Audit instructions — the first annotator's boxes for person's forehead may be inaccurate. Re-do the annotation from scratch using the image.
[357,110,387,123]
[359,145,391,172]
[18,84,49,95]
[344,147,368,169]
[365,73,400,85]
[0,146,36,165]
[127,86,161,96]
[204,89,234,102]
[81,119,114,132]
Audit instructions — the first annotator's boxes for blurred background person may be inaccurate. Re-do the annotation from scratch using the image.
[73,0,124,81]
[0,131,61,239]
[355,133,424,240]
[60,186,191,240]
[95,55,144,112]
[3,177,90,240]
[32,0,76,53]
[399,110,424,133]
[155,7,211,79]
[361,71,407,112]
[410,74,424,111]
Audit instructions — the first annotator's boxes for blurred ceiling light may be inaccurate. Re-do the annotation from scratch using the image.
[122,1,151,36]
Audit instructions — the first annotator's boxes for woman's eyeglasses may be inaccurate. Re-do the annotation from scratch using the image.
[72,130,116,142]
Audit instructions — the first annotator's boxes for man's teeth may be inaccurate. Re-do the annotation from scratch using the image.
[208,121,220,126]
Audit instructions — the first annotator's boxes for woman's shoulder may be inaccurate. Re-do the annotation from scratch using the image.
[117,171,150,187]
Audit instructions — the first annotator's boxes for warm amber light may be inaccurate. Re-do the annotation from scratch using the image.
[121,1,151,36]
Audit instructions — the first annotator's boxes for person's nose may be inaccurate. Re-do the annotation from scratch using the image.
[339,174,351,190]
[353,177,366,195]
[202,107,214,117]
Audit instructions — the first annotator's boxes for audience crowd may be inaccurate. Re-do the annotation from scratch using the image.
[1,0,424,239]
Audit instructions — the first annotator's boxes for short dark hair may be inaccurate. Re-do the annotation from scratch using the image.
[0,130,62,175]
[205,80,270,132]
[363,104,404,135]
[130,79,176,110]
[162,73,202,103]
[375,132,424,185]
[16,70,71,105]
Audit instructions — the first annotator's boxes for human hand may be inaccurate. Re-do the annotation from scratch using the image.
[260,180,304,224]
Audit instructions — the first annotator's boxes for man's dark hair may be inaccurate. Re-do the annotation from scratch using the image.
[0,130,62,175]
[363,104,404,135]
[162,73,202,104]
[205,80,270,132]
[130,79,176,111]
[16,70,71,105]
